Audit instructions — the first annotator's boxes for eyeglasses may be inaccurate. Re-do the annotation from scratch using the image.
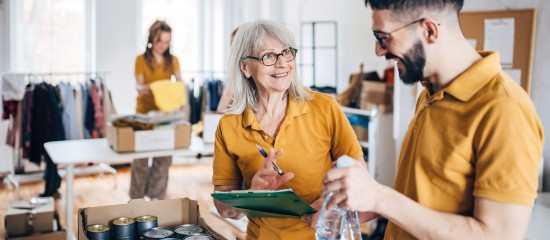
[373,18,425,49]
[242,47,298,66]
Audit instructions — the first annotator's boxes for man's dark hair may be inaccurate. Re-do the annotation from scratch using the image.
[364,0,464,17]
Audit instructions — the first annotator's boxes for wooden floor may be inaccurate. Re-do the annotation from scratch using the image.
[0,162,245,239]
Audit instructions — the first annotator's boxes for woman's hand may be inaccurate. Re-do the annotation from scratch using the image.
[137,84,152,95]
[301,197,324,228]
[213,185,245,220]
[213,199,245,220]
[250,149,294,190]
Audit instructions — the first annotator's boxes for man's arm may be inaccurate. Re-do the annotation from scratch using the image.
[322,162,533,240]
[377,186,532,240]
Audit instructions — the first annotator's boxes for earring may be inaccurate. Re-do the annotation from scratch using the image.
[147,43,152,48]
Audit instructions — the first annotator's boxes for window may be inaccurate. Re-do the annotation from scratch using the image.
[11,0,86,73]
[140,0,227,84]
[141,0,199,80]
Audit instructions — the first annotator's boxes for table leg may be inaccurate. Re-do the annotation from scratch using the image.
[66,164,75,240]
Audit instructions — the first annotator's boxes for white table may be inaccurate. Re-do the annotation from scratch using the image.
[44,136,213,240]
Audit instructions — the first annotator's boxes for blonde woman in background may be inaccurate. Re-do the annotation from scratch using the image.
[131,20,186,200]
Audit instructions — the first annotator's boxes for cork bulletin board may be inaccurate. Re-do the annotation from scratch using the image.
[459,9,536,94]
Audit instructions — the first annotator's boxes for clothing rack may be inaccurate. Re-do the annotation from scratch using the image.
[1,71,116,200]
[3,71,109,84]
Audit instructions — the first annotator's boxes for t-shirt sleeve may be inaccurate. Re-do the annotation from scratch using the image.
[212,118,243,186]
[328,97,363,161]
[135,55,144,76]
[473,98,544,206]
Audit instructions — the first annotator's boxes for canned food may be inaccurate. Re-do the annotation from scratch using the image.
[111,217,136,239]
[143,227,174,239]
[136,215,158,236]
[86,224,110,240]
[183,234,215,240]
[173,224,204,238]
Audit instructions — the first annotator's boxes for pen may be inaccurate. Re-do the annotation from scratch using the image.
[255,144,285,175]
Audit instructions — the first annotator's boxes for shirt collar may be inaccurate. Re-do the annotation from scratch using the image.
[442,51,502,102]
[242,94,309,129]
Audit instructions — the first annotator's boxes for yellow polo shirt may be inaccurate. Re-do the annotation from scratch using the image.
[134,54,180,113]
[385,52,544,239]
[213,91,363,239]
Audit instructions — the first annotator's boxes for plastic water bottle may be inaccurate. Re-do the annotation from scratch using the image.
[315,155,362,240]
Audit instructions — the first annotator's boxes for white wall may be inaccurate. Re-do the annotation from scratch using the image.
[282,0,388,92]
[462,0,550,191]
[0,0,8,72]
[96,0,140,114]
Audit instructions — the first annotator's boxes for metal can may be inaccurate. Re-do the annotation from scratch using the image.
[143,227,174,239]
[135,215,158,237]
[86,224,110,240]
[111,217,136,239]
[183,234,215,240]
[173,224,204,238]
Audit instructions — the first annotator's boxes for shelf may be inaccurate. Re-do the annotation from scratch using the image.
[341,106,378,117]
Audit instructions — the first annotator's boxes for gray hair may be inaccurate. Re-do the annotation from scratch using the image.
[224,19,311,114]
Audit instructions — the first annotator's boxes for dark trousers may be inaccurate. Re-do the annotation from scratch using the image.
[42,154,61,196]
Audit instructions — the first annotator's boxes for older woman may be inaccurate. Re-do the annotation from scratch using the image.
[212,19,362,239]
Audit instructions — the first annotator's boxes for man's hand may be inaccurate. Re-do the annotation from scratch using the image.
[320,159,383,212]
[250,149,294,190]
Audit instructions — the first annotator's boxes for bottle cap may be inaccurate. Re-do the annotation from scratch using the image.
[336,155,355,168]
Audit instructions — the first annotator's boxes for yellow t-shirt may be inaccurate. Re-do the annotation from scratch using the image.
[134,54,180,113]
[212,91,363,240]
[385,52,544,239]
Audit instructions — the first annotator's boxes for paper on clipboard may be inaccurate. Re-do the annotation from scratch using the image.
[484,18,515,68]
[211,189,316,218]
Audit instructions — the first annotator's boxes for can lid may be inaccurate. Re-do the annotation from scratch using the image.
[136,215,158,222]
[87,224,110,232]
[174,224,204,234]
[144,227,174,238]
[112,217,135,225]
[183,234,214,240]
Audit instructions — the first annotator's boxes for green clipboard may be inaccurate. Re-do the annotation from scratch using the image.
[211,189,316,218]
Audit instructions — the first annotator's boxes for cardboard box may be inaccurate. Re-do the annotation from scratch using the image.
[107,123,191,152]
[78,198,226,240]
[5,197,54,237]
[6,231,66,240]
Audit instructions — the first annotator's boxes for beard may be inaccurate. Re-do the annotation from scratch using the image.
[386,40,426,85]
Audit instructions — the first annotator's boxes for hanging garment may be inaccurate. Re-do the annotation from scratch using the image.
[84,83,96,138]
[91,82,104,137]
[21,87,33,160]
[29,83,66,165]
[74,85,84,139]
[1,74,28,101]
[59,82,79,140]
[29,83,65,197]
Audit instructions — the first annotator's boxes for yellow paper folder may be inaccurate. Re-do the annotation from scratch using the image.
[150,80,187,112]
